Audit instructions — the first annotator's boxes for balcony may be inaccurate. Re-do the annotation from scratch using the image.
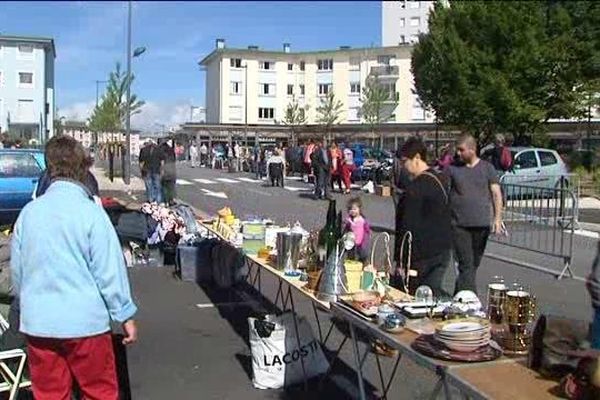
[369,65,399,78]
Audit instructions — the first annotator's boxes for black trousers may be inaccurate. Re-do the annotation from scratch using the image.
[452,226,490,294]
[314,168,331,199]
[408,253,451,298]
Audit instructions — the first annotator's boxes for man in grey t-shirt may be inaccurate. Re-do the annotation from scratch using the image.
[446,134,504,294]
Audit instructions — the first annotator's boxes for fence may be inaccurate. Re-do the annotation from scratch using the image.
[487,175,578,280]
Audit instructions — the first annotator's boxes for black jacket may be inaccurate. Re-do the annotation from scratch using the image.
[311,146,332,171]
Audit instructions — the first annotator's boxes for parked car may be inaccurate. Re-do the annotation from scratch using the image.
[0,149,45,225]
[500,147,570,197]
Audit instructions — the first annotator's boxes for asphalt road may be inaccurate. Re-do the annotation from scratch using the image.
[122,163,598,399]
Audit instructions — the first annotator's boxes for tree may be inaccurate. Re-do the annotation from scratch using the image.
[360,74,398,149]
[283,97,309,146]
[316,91,344,143]
[88,62,145,132]
[411,1,600,146]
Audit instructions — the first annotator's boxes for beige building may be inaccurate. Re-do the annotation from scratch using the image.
[199,39,433,127]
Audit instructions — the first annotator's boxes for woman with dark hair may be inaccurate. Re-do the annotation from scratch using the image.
[11,135,138,399]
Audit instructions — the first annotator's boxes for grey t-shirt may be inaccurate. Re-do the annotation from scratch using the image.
[446,160,499,227]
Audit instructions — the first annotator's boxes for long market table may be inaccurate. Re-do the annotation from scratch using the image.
[199,221,561,399]
[329,302,561,399]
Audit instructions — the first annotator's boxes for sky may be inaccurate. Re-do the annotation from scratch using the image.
[0,1,381,131]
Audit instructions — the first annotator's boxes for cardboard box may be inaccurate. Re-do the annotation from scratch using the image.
[375,185,391,197]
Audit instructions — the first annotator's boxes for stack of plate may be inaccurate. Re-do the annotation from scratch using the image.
[434,319,491,352]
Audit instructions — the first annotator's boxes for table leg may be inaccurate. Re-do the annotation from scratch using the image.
[323,320,336,345]
[273,280,283,309]
[288,287,309,391]
[374,350,402,400]
[318,336,348,389]
[349,322,367,400]
[312,301,324,343]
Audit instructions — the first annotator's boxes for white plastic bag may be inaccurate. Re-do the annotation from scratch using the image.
[249,312,329,389]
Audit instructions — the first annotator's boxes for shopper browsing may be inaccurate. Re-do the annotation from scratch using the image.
[446,134,504,294]
[397,137,452,297]
[11,135,138,399]
[344,197,371,264]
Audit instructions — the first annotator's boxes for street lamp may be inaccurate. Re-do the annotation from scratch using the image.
[242,63,249,147]
[124,0,146,185]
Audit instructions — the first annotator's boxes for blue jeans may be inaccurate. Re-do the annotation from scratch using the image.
[144,173,162,203]
[592,307,600,350]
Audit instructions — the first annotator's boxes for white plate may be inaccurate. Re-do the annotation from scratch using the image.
[436,331,490,341]
[444,341,489,352]
[438,321,486,333]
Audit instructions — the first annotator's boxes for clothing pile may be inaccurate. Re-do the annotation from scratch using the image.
[141,202,187,246]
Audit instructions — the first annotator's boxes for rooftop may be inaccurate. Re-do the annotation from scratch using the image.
[199,42,412,65]
[0,34,56,57]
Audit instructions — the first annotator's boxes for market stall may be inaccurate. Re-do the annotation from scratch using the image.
[181,201,575,398]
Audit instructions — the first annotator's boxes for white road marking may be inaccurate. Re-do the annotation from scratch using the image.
[286,176,302,181]
[196,301,255,308]
[176,179,194,185]
[200,188,228,199]
[285,186,312,192]
[193,178,217,184]
[216,178,239,183]
[237,177,261,183]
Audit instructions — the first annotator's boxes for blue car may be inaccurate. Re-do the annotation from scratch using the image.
[0,149,46,225]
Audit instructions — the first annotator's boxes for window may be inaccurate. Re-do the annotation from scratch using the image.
[0,153,42,178]
[17,99,34,122]
[348,107,361,121]
[299,84,305,96]
[349,57,360,68]
[17,44,34,59]
[350,82,361,94]
[515,151,538,170]
[377,55,393,65]
[229,106,243,121]
[260,61,273,70]
[230,58,242,68]
[0,70,3,87]
[300,61,305,71]
[287,84,294,95]
[400,35,406,44]
[318,84,332,95]
[288,63,293,71]
[299,108,305,119]
[410,34,419,43]
[399,18,405,28]
[18,72,33,87]
[539,151,558,167]
[230,81,242,95]
[317,59,333,71]
[410,17,420,27]
[258,107,274,119]
[259,83,275,96]
[409,1,420,9]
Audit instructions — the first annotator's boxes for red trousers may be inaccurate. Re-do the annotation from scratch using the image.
[341,163,355,191]
[26,333,118,400]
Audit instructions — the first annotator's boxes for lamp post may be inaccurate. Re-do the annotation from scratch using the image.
[123,0,146,185]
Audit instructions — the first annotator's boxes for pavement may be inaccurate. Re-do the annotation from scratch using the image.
[98,163,600,399]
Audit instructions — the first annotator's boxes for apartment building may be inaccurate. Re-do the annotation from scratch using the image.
[382,1,435,46]
[200,39,431,126]
[0,35,55,142]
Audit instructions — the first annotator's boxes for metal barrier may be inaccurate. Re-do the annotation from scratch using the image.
[489,177,577,280]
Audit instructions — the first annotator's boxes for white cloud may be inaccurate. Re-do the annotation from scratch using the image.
[59,100,194,132]
[59,100,95,121]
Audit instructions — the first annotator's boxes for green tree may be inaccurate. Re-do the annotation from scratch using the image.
[360,74,398,149]
[316,91,343,143]
[411,1,600,146]
[283,97,309,146]
[88,62,145,132]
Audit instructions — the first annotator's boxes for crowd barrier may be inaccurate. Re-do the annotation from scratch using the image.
[488,175,578,280]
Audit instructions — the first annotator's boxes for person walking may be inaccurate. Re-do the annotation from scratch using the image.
[330,143,343,193]
[304,139,316,179]
[311,139,332,200]
[267,149,285,187]
[341,145,355,194]
[200,143,208,167]
[446,134,504,294]
[482,134,512,172]
[589,242,600,349]
[397,137,452,296]
[11,135,138,400]
[189,141,199,168]
[138,140,162,203]
[160,139,177,205]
